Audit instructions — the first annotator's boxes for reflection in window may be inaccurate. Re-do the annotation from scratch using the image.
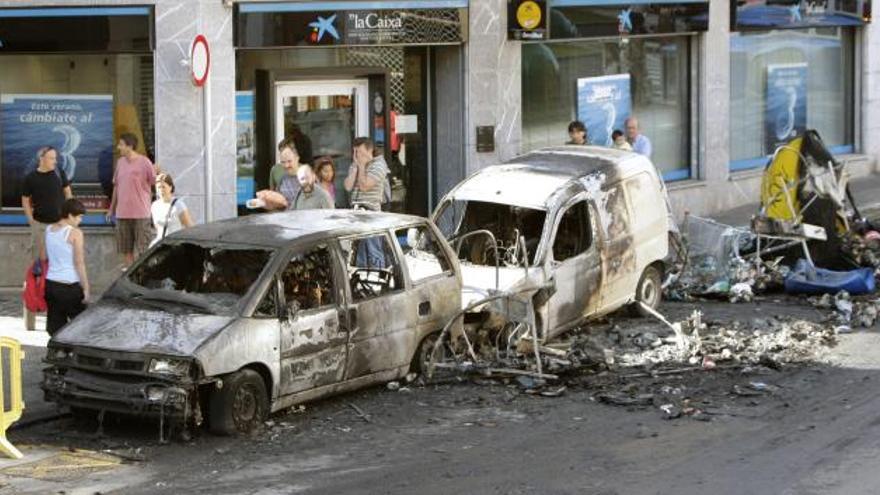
[280,246,336,313]
[340,234,403,301]
[553,201,593,262]
[395,225,452,282]
[729,28,854,166]
[522,37,690,177]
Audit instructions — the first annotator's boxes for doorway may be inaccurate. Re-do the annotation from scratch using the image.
[274,80,369,206]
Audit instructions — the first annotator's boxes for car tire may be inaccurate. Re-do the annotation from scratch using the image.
[411,332,445,375]
[631,264,662,317]
[208,368,268,436]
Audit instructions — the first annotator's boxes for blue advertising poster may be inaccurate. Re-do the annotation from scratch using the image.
[576,74,631,147]
[236,91,256,206]
[0,94,114,209]
[765,63,808,154]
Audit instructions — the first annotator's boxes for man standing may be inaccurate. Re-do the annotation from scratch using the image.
[22,146,72,261]
[344,137,389,267]
[21,146,72,330]
[107,133,155,268]
[625,117,653,159]
[269,138,298,192]
[291,166,334,210]
[344,137,389,212]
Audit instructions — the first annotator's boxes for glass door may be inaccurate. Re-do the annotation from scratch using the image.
[274,80,369,207]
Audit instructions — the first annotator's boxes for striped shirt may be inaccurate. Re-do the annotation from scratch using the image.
[350,156,389,211]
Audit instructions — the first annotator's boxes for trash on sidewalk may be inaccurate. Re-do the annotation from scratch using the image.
[784,259,875,295]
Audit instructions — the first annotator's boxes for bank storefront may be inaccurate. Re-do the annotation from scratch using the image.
[0,6,155,225]
[514,0,708,181]
[729,0,870,171]
[234,0,468,216]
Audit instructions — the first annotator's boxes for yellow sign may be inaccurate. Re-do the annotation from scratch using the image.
[516,0,542,30]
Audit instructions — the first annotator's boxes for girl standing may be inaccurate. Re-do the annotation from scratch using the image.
[44,199,89,336]
[151,173,194,246]
[314,157,337,202]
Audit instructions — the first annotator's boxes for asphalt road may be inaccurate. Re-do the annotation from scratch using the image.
[4,297,880,494]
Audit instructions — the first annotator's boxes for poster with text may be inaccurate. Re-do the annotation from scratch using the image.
[576,74,631,147]
[765,63,807,154]
[0,94,114,209]
[236,91,256,206]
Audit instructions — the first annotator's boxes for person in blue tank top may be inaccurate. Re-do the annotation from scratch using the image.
[44,199,90,336]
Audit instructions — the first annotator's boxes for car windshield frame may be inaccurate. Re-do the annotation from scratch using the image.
[108,240,278,316]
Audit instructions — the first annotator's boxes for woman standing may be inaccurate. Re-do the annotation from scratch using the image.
[44,199,89,336]
[314,157,337,202]
[151,173,194,246]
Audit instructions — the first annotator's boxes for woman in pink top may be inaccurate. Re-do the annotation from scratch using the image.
[314,157,337,204]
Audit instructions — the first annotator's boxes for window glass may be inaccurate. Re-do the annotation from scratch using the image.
[340,234,403,301]
[0,53,155,218]
[729,28,854,169]
[395,225,452,282]
[522,37,691,179]
[280,246,336,313]
[553,201,593,262]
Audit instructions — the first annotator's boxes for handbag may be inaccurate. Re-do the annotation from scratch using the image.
[23,259,49,313]
[161,198,179,240]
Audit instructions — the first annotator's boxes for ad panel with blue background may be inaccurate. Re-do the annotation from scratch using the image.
[576,74,631,148]
[765,63,807,154]
[236,91,256,206]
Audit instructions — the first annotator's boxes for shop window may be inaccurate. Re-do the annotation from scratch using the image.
[280,246,336,313]
[0,53,155,225]
[729,28,855,170]
[340,234,403,301]
[552,201,593,262]
[395,224,453,282]
[522,37,691,181]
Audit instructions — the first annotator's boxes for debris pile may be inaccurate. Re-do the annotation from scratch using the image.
[809,291,880,329]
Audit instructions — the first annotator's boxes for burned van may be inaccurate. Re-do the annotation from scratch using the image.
[42,210,461,434]
[432,146,670,342]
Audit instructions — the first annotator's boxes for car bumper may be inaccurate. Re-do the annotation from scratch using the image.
[42,366,194,418]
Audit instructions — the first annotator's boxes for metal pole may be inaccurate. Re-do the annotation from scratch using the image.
[204,73,213,222]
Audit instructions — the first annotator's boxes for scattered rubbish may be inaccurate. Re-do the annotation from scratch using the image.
[729,283,754,303]
[386,381,401,391]
[784,259,875,295]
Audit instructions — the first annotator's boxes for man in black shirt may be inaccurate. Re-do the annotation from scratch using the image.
[21,146,72,261]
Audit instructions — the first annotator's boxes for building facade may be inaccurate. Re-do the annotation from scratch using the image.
[0,0,876,288]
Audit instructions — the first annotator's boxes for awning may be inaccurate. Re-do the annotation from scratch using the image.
[0,6,153,52]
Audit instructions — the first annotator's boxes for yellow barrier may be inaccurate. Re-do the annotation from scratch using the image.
[0,337,24,459]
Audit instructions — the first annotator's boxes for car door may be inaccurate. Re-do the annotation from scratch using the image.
[546,197,602,335]
[277,243,349,397]
[393,222,460,348]
[599,183,639,311]
[338,231,417,380]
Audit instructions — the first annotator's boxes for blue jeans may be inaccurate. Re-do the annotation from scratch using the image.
[356,237,386,268]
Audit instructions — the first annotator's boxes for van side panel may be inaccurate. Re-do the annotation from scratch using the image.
[625,171,669,275]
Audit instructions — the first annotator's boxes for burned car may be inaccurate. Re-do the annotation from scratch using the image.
[432,146,670,343]
[42,210,461,434]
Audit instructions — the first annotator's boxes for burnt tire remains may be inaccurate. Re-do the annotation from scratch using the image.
[631,264,662,317]
[208,368,268,436]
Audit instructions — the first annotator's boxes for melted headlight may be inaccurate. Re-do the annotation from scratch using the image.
[148,358,190,376]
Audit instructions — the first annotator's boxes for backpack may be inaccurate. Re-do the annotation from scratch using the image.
[23,259,49,313]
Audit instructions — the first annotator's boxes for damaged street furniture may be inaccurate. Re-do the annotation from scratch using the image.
[41,210,462,436]
[430,146,672,361]
[0,337,24,459]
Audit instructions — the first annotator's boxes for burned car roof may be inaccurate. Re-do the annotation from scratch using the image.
[448,146,647,209]
[170,209,429,248]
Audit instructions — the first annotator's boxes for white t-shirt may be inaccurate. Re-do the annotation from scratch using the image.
[151,197,188,246]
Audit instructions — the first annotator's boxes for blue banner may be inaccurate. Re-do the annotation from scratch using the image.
[236,91,256,206]
[576,74,631,147]
[1,94,114,208]
[765,63,808,154]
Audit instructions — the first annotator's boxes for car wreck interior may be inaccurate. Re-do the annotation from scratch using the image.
[340,235,403,301]
[280,246,336,314]
[128,243,272,306]
[437,200,546,267]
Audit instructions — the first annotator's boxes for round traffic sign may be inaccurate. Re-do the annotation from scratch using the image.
[191,34,210,87]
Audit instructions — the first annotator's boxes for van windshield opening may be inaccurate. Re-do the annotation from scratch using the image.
[119,243,273,314]
[435,199,545,267]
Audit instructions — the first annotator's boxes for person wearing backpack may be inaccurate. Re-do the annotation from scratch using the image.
[150,173,194,247]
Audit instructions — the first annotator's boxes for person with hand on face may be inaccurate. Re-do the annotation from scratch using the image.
[44,199,90,336]
[625,117,653,159]
[150,173,194,246]
[566,120,588,145]
[344,137,389,212]
[290,165,334,210]
[107,133,156,268]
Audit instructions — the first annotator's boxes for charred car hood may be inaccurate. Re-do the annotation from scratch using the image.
[52,300,234,356]
[460,265,544,310]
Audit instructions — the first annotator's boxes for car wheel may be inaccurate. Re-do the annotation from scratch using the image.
[208,368,268,436]
[411,332,446,375]
[631,264,662,317]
